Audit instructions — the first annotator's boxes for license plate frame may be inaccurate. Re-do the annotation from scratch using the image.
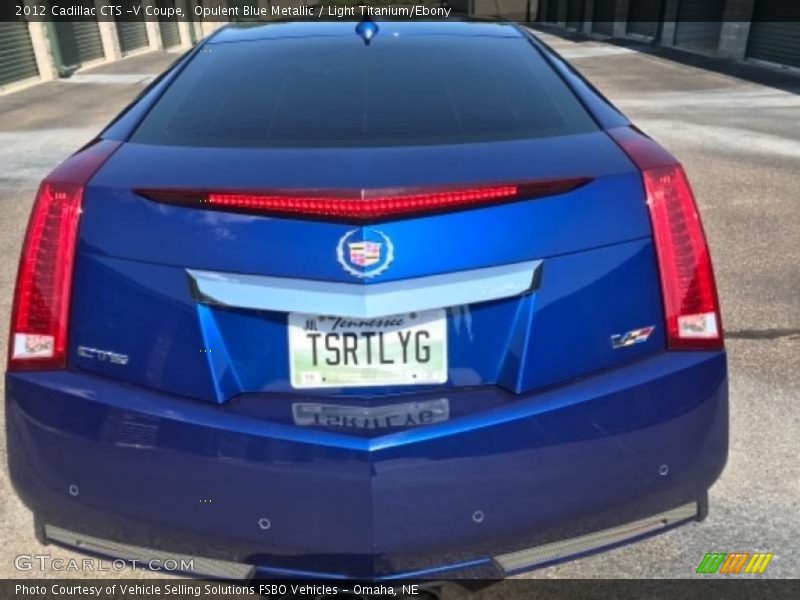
[288,310,448,389]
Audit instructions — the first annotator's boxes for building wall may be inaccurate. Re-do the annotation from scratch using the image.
[529,0,800,70]
[1,0,225,93]
[5,0,796,93]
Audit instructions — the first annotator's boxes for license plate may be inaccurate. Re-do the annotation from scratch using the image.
[292,398,450,429]
[288,310,447,388]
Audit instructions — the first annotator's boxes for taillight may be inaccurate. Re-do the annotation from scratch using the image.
[609,127,722,350]
[136,178,591,223]
[7,140,121,372]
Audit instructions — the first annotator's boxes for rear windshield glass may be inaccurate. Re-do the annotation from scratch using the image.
[132,34,597,148]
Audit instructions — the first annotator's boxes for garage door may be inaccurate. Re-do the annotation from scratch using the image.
[545,0,560,23]
[591,0,616,36]
[186,0,203,44]
[747,0,800,68]
[157,0,181,48]
[627,0,660,38]
[51,1,104,70]
[116,0,149,54]
[567,0,586,30]
[0,19,39,87]
[674,0,726,52]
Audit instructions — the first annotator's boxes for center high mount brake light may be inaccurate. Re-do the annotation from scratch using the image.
[135,178,592,223]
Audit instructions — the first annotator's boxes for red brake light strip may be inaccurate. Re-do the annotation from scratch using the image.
[136,178,591,223]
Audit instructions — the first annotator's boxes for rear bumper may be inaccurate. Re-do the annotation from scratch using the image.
[5,351,727,579]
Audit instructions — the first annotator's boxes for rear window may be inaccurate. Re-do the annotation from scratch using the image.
[132,34,597,148]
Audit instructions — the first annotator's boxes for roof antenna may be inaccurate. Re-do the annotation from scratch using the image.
[355,17,379,46]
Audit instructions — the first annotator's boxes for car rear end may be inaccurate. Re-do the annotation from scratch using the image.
[5,22,727,579]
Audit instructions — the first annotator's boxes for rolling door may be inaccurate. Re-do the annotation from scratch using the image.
[545,0,560,23]
[591,0,616,36]
[116,0,149,54]
[566,0,586,30]
[51,1,104,69]
[674,0,726,52]
[157,0,181,48]
[627,0,660,38]
[747,1,800,68]
[0,19,39,87]
[186,0,200,44]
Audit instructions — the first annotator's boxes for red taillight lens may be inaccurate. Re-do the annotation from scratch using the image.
[643,165,721,348]
[609,127,722,350]
[7,140,121,372]
[137,178,591,223]
[9,182,82,370]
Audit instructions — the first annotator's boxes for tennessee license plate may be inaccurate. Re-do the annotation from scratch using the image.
[288,310,447,388]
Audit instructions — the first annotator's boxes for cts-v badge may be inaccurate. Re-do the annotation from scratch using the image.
[611,326,655,349]
[337,228,394,279]
[77,346,130,365]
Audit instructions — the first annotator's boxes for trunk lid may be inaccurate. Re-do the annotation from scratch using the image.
[69,132,665,406]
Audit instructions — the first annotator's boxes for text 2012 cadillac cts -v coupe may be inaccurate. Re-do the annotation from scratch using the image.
[6,20,727,580]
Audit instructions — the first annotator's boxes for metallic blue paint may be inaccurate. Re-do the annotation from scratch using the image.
[5,20,728,580]
[7,350,726,578]
[82,133,645,281]
[66,237,665,400]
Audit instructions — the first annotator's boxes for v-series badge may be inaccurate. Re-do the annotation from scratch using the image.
[611,326,656,349]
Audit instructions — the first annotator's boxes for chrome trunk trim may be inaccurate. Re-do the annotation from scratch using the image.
[187,260,542,318]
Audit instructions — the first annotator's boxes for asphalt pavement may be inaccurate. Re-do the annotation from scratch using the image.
[0,31,798,582]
